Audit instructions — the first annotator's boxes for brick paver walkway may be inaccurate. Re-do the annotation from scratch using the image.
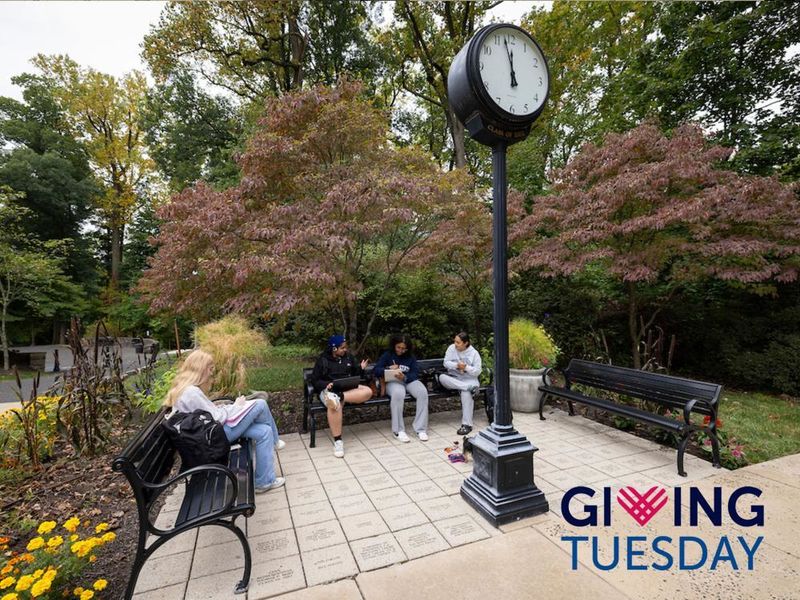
[129,405,728,599]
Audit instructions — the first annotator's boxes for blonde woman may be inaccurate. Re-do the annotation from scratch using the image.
[164,350,285,492]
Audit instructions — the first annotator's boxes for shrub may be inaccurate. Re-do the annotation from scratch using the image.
[132,366,177,414]
[195,316,269,395]
[508,319,559,370]
[0,516,116,599]
[0,396,59,468]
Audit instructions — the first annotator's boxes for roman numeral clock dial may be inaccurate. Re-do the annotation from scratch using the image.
[449,23,550,146]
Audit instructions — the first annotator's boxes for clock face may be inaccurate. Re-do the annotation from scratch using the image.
[477,26,548,119]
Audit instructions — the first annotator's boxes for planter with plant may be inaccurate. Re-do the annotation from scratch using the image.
[508,319,559,413]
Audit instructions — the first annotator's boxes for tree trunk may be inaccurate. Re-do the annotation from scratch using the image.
[1,304,8,371]
[627,283,641,369]
[447,106,467,169]
[110,224,123,289]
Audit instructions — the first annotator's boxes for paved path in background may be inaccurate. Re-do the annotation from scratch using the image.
[0,345,165,404]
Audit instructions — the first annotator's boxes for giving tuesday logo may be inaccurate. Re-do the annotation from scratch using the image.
[560,485,765,572]
[616,486,668,526]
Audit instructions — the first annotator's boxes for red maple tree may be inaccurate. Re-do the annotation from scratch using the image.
[140,80,472,348]
[510,122,800,367]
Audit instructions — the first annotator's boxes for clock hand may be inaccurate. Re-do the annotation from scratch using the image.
[503,39,519,88]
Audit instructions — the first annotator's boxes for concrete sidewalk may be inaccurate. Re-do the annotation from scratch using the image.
[130,408,800,600]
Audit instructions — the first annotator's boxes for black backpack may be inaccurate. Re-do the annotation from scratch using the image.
[162,410,231,471]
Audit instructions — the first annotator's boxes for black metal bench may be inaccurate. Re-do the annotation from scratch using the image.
[112,407,256,599]
[539,359,722,476]
[302,358,495,447]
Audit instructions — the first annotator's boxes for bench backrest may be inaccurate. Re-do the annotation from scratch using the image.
[112,409,177,507]
[565,359,721,415]
[302,358,447,385]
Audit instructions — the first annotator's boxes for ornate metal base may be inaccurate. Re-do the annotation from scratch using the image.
[460,424,549,526]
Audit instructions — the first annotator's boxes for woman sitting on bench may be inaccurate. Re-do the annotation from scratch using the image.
[439,331,482,436]
[163,349,286,493]
[311,335,372,458]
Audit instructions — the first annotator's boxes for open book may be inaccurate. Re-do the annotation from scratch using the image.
[224,399,258,427]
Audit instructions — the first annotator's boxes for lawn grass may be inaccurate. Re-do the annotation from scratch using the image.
[246,357,307,392]
[721,389,800,465]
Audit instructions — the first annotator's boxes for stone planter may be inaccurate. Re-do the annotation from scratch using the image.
[509,367,547,413]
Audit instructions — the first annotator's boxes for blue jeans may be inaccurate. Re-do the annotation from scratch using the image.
[223,398,279,487]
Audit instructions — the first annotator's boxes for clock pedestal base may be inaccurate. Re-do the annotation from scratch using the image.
[460,423,549,526]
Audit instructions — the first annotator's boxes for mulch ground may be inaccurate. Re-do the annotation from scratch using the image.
[0,392,710,598]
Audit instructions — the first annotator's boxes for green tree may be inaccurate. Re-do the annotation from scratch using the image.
[0,74,99,285]
[31,54,155,289]
[143,0,379,101]
[142,70,243,192]
[0,190,83,369]
[621,1,800,179]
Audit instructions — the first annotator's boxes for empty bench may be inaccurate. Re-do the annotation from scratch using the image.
[538,359,722,476]
[112,408,256,599]
[302,358,494,447]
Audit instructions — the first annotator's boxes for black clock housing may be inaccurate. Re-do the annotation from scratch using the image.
[448,23,549,146]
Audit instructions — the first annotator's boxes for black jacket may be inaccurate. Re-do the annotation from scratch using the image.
[311,351,363,393]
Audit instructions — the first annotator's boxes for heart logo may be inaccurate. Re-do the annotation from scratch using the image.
[617,486,668,526]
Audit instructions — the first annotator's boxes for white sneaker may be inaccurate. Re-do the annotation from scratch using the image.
[394,431,410,443]
[417,431,429,442]
[275,439,286,451]
[320,390,340,410]
[255,477,285,494]
[333,439,345,458]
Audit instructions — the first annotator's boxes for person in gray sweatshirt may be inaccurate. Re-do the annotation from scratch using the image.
[439,332,482,435]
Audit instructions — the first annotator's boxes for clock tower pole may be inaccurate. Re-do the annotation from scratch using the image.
[449,24,550,526]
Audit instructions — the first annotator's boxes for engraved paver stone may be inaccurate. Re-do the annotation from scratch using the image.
[296,520,347,553]
[349,533,407,572]
[301,542,359,587]
[393,523,451,560]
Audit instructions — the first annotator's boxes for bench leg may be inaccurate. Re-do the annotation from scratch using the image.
[484,387,495,424]
[677,433,690,477]
[310,413,317,448]
[123,550,147,600]
[567,400,575,416]
[539,394,547,421]
[709,430,722,469]
[215,520,251,594]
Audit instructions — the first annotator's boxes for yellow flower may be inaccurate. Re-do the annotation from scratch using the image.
[80,590,94,600]
[88,556,96,563]
[1,592,19,600]
[30,577,51,597]
[46,536,63,549]
[32,570,43,580]
[0,578,14,590]
[94,523,109,533]
[63,517,80,533]
[73,587,83,596]
[37,521,56,535]
[14,574,33,591]
[26,538,44,552]
[100,532,116,543]
[69,535,78,542]
[92,579,107,591]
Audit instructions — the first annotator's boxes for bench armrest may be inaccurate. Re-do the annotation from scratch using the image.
[683,397,714,425]
[542,367,563,387]
[143,464,240,534]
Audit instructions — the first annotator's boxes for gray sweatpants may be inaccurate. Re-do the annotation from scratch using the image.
[438,374,478,427]
[386,379,429,434]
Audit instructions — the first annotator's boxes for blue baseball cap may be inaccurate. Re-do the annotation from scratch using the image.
[328,334,347,349]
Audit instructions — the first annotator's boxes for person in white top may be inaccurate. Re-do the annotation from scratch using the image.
[439,332,482,435]
[163,349,286,493]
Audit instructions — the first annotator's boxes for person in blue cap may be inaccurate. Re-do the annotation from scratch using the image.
[311,334,372,457]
